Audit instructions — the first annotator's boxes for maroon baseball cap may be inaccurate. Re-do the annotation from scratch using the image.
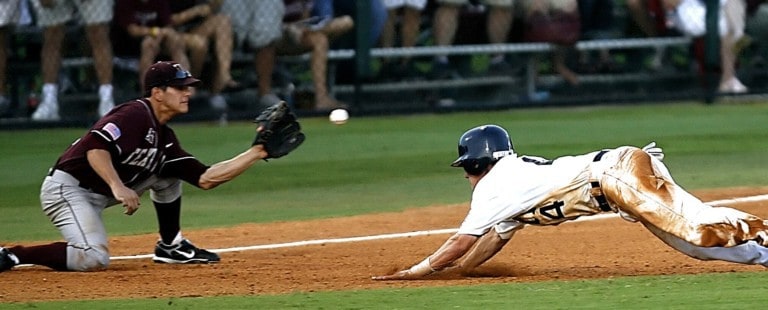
[144,61,201,92]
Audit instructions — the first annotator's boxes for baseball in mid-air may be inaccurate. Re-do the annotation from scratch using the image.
[329,108,349,125]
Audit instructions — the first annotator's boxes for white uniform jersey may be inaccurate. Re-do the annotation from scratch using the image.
[456,146,768,267]
[458,150,607,236]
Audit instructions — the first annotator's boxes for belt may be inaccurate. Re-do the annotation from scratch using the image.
[47,169,91,190]
[590,150,611,212]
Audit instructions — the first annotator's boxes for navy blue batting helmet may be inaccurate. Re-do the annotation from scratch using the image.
[451,124,515,175]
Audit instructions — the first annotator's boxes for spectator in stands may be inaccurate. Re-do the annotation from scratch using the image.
[217,0,285,107]
[313,0,387,49]
[111,0,191,92]
[0,0,23,116]
[0,24,7,115]
[170,0,241,112]
[378,0,427,79]
[313,0,387,84]
[28,0,116,122]
[625,0,688,72]
[577,0,619,73]
[520,0,581,86]
[745,0,767,66]
[431,0,514,79]
[666,0,749,93]
[718,0,750,93]
[626,0,667,38]
[277,0,353,111]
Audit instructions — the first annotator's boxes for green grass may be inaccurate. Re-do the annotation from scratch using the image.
[2,271,766,309]
[1,100,768,307]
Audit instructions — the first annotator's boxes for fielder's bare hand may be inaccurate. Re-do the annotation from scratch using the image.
[112,185,140,215]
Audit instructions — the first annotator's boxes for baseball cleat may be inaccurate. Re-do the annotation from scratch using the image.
[0,247,20,272]
[152,239,220,264]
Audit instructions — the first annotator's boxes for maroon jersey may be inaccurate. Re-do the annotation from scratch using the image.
[54,99,208,196]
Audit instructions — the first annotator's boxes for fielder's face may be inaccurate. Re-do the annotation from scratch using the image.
[157,85,195,116]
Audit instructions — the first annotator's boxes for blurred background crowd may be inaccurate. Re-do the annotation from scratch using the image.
[0,0,766,126]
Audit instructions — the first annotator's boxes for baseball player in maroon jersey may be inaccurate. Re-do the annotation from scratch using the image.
[0,61,302,272]
[373,124,768,280]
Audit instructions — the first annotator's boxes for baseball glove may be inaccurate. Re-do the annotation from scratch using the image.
[252,101,305,159]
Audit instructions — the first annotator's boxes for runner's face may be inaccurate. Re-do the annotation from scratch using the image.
[465,168,490,190]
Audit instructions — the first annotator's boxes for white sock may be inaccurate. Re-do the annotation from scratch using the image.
[99,84,113,102]
[169,231,184,246]
[42,83,58,104]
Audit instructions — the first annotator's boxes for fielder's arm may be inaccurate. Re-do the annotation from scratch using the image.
[198,145,268,190]
[372,233,479,280]
[87,149,141,215]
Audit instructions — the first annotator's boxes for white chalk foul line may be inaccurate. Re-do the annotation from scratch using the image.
[110,228,459,260]
[105,194,768,261]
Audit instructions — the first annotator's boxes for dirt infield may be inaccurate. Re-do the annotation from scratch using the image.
[2,187,768,303]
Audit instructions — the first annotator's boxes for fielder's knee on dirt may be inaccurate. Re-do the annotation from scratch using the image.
[67,244,110,271]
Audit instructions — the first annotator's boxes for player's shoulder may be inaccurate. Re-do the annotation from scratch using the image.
[94,99,155,131]
[107,99,153,119]
[115,98,150,111]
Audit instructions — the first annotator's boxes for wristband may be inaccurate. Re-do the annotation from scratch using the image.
[407,257,436,276]
[150,27,159,37]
